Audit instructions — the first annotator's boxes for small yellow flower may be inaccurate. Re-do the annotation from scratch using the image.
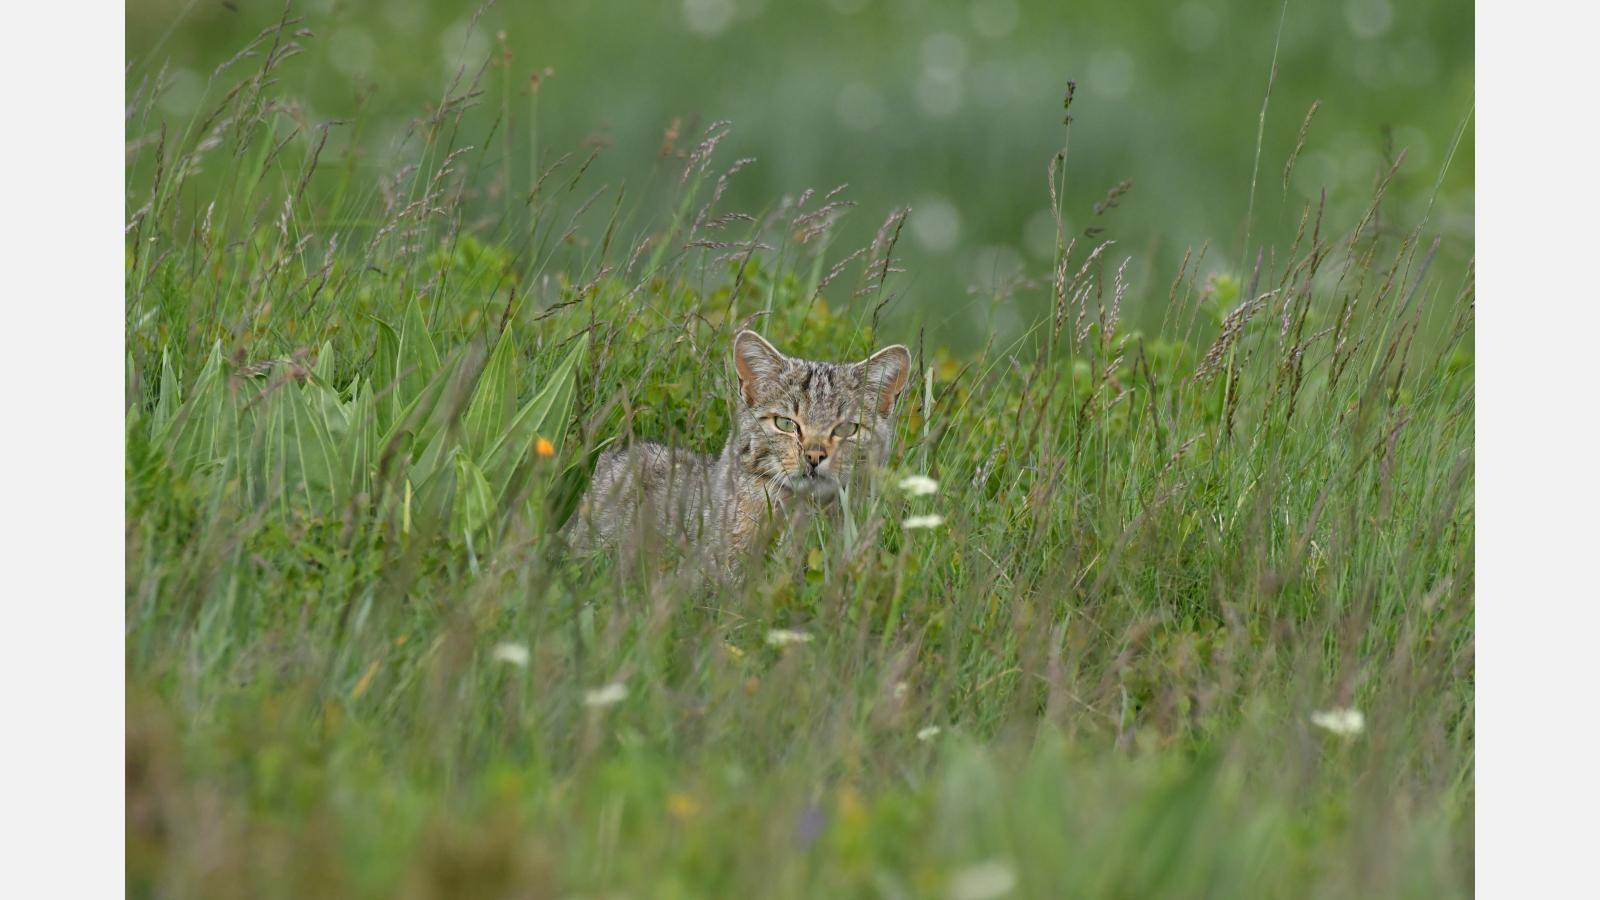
[666,792,701,820]
[835,784,866,825]
[349,658,380,702]
[535,436,556,458]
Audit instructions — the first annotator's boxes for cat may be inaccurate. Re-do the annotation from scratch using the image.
[566,329,912,570]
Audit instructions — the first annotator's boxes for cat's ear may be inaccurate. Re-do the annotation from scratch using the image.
[733,330,787,404]
[858,344,912,415]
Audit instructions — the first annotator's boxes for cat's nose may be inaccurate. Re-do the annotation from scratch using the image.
[804,447,828,471]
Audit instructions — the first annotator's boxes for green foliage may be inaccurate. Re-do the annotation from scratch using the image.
[138,307,585,556]
[127,239,1473,897]
[126,0,1475,329]
[124,14,1474,900]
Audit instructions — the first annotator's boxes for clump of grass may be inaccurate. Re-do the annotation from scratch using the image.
[126,15,1473,900]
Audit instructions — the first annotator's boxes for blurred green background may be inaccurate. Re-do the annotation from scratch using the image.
[127,0,1473,342]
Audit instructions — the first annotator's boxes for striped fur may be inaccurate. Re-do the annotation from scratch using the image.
[567,330,911,570]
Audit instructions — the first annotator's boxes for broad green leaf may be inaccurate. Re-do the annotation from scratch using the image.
[306,370,349,438]
[249,385,292,515]
[450,449,496,541]
[152,346,178,439]
[408,423,453,490]
[481,335,586,504]
[372,315,401,431]
[408,459,456,544]
[371,297,440,433]
[169,342,227,473]
[398,296,441,402]
[286,382,343,508]
[341,377,376,498]
[373,351,468,495]
[312,339,335,383]
[545,456,597,533]
[462,329,519,459]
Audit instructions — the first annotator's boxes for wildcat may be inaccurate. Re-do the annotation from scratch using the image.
[566,329,912,570]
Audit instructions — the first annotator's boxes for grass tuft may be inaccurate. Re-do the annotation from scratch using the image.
[126,15,1473,899]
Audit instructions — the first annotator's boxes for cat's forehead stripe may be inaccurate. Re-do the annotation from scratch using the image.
[750,353,881,422]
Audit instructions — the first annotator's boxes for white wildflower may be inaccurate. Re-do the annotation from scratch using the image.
[947,859,1017,900]
[1310,707,1365,737]
[916,725,942,742]
[583,682,628,707]
[898,474,940,496]
[902,514,946,530]
[491,642,530,667]
[765,628,814,647]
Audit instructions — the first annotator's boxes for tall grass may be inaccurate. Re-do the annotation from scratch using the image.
[126,15,1473,899]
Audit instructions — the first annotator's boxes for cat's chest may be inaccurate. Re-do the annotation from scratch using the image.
[726,483,832,550]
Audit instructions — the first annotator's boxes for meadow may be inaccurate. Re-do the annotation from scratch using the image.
[126,6,1474,898]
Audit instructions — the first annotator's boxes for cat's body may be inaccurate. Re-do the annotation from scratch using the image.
[566,330,911,570]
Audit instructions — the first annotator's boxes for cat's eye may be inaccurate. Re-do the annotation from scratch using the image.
[833,422,860,438]
[772,416,800,434]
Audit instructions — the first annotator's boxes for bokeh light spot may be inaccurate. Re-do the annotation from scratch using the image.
[1345,0,1395,39]
[1171,2,1219,52]
[1087,48,1135,99]
[684,0,736,38]
[969,0,1020,39]
[910,195,962,252]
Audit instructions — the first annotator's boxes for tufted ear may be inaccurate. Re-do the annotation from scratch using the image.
[858,344,911,415]
[733,330,787,405]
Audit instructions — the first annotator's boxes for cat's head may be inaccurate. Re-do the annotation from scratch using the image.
[730,329,912,497]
